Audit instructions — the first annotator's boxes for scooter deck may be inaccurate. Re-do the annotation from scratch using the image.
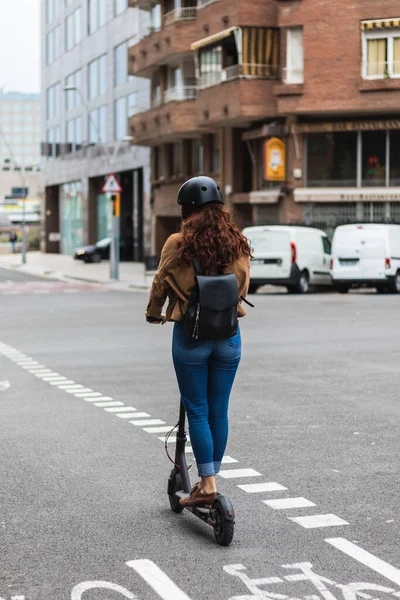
[175,491,211,515]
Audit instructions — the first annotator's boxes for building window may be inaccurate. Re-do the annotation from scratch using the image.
[114,0,127,16]
[65,69,83,110]
[88,54,107,100]
[306,133,357,188]
[46,125,61,158]
[154,146,165,180]
[285,27,304,83]
[46,25,61,65]
[65,7,82,51]
[46,0,60,25]
[362,131,386,187]
[88,105,107,144]
[167,142,182,177]
[114,97,128,140]
[199,47,222,88]
[211,133,220,173]
[363,30,400,78]
[114,41,130,87]
[46,83,61,120]
[88,0,107,35]
[192,139,203,174]
[66,116,83,152]
[390,131,400,185]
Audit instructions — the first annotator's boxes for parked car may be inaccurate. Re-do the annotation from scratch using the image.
[242,225,332,294]
[74,236,134,263]
[330,224,400,293]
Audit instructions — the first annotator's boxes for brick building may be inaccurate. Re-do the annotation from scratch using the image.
[128,0,400,252]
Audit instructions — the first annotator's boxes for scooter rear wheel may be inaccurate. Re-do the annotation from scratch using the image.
[212,500,234,546]
[168,472,184,514]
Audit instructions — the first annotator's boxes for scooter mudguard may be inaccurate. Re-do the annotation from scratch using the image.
[213,494,235,521]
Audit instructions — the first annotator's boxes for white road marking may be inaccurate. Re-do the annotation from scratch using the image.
[74,392,103,398]
[3,290,21,295]
[103,405,136,411]
[43,376,69,382]
[25,366,46,371]
[222,456,238,464]
[84,396,113,402]
[159,435,190,443]
[290,514,349,528]
[71,581,137,599]
[62,385,89,391]
[326,537,400,586]
[117,412,150,419]
[238,482,287,493]
[52,380,75,386]
[31,369,53,374]
[219,468,262,479]
[143,426,175,433]
[264,497,316,510]
[185,446,193,453]
[130,419,166,426]
[0,380,10,391]
[127,558,193,600]
[63,289,80,293]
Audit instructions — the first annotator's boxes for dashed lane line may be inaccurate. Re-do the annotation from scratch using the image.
[264,497,316,510]
[0,341,350,531]
[290,514,349,528]
[127,559,193,600]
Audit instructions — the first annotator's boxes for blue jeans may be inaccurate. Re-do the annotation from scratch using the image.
[172,321,241,477]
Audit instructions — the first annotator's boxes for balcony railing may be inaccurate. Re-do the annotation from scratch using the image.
[163,6,197,25]
[197,0,219,7]
[164,85,197,102]
[199,64,279,88]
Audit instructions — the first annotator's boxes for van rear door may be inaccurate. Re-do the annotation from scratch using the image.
[360,230,385,280]
[333,227,363,280]
[248,229,291,280]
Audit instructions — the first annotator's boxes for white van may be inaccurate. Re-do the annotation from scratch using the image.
[331,224,400,293]
[242,225,332,293]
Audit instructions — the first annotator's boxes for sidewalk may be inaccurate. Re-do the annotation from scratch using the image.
[0,250,154,291]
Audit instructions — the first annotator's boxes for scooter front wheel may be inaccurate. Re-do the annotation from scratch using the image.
[168,471,184,514]
[212,498,234,546]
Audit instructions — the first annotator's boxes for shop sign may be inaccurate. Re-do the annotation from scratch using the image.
[294,187,400,203]
[291,119,400,134]
[264,137,286,182]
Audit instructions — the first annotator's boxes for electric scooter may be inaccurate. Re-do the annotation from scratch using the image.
[167,400,235,546]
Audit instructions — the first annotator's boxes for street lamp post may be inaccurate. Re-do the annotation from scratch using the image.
[63,86,133,280]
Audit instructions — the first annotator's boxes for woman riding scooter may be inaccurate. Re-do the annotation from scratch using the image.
[146,176,251,508]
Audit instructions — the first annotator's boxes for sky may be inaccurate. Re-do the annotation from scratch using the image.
[0,0,41,94]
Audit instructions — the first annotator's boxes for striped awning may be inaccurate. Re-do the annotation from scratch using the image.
[361,18,400,30]
[191,27,237,51]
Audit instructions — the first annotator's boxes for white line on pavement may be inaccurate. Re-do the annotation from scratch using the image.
[289,514,349,528]
[221,456,238,464]
[238,482,287,493]
[31,369,53,374]
[264,497,316,510]
[219,468,261,479]
[130,419,166,426]
[326,537,400,586]
[185,446,193,453]
[62,385,89,392]
[143,426,175,433]
[117,412,150,419]
[25,366,46,371]
[63,289,80,293]
[84,396,113,402]
[102,405,136,411]
[52,380,75,386]
[159,435,190,443]
[126,559,193,600]
[74,392,103,398]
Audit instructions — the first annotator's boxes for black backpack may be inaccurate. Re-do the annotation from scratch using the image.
[184,259,252,341]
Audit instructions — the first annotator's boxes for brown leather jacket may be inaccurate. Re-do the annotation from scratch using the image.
[146,233,251,322]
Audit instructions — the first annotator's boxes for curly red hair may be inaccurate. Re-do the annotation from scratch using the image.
[177,203,251,272]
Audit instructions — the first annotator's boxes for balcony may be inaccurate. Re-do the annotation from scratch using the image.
[198,63,279,89]
[128,7,198,77]
[196,73,278,126]
[129,86,201,145]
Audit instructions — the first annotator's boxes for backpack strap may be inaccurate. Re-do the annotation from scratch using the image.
[193,257,202,274]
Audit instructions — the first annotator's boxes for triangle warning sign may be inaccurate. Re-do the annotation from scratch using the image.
[101,174,123,194]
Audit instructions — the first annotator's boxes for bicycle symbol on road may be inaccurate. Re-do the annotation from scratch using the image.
[224,562,400,600]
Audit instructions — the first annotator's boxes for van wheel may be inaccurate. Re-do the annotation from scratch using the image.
[337,285,350,294]
[248,284,259,294]
[390,271,400,294]
[296,271,309,294]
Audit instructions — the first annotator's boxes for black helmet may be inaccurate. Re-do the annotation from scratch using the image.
[177,176,224,208]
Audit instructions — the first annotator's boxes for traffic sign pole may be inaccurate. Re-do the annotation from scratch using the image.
[101,175,123,281]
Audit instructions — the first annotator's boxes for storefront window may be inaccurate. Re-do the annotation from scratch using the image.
[362,131,386,187]
[390,130,400,186]
[307,133,357,187]
[60,181,83,255]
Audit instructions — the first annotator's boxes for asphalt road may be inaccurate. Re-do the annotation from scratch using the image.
[0,270,399,600]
